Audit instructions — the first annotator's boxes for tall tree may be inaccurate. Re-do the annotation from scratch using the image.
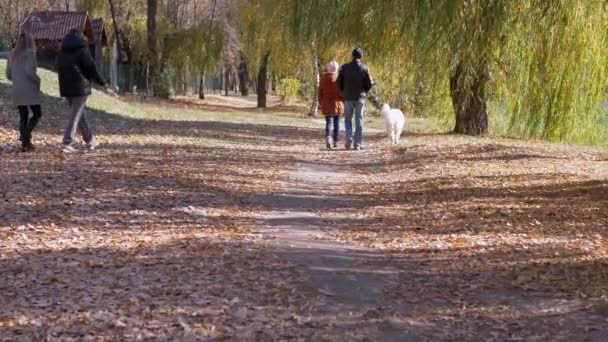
[240,0,297,108]
[240,0,608,143]
[198,0,218,100]
[146,0,159,94]
[288,0,351,115]
[146,0,168,98]
[0,0,39,46]
[256,51,269,108]
[107,0,123,61]
[238,51,249,96]
[308,47,319,116]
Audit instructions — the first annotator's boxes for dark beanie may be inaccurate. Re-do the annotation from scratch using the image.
[352,47,363,59]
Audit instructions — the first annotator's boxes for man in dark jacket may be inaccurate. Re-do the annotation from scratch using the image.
[337,47,373,150]
[56,29,106,153]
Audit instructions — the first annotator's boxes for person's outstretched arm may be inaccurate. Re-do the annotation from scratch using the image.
[363,67,373,93]
[337,67,345,92]
[79,48,106,86]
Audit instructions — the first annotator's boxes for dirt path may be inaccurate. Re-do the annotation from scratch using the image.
[255,133,608,340]
[258,162,422,340]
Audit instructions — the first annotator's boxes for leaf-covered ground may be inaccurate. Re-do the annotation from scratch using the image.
[1,62,608,340]
[0,108,320,339]
[318,136,608,339]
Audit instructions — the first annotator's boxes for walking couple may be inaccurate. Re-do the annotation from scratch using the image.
[5,29,108,153]
[318,47,373,150]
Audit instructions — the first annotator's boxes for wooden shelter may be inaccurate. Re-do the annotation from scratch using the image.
[90,18,108,73]
[91,18,108,48]
[20,11,95,65]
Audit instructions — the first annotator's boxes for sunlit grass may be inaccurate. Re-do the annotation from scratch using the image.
[2,59,603,144]
[0,60,317,128]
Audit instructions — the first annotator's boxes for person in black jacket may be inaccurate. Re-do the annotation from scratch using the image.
[337,47,373,150]
[56,29,106,153]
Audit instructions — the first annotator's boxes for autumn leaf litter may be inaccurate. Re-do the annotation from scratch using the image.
[1,93,608,340]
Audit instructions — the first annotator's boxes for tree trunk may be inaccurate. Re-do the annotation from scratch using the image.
[224,68,230,96]
[107,0,123,61]
[147,0,169,98]
[199,73,205,99]
[147,0,159,95]
[128,64,135,93]
[6,0,13,46]
[257,52,270,108]
[238,52,249,96]
[449,63,488,135]
[269,75,274,94]
[222,71,226,93]
[199,0,217,98]
[309,49,320,117]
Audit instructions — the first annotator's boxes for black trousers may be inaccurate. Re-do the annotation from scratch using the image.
[17,105,42,147]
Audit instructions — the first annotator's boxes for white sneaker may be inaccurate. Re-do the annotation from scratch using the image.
[62,145,76,153]
[326,136,332,149]
[85,141,99,151]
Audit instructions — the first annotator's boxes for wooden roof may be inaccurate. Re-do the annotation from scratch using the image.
[21,11,94,43]
[91,18,108,47]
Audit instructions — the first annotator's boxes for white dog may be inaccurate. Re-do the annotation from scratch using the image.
[381,103,405,145]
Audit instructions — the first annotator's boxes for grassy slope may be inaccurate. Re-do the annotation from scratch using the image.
[0,60,444,135]
[0,60,319,128]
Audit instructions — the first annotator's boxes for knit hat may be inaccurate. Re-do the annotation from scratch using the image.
[327,61,340,73]
[352,47,363,59]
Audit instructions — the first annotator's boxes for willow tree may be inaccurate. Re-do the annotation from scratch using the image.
[503,1,608,142]
[241,0,359,112]
[160,0,223,99]
[240,0,294,108]
[240,0,608,142]
[288,0,355,116]
[147,0,161,96]
[351,0,608,140]
[339,0,511,135]
[163,24,223,96]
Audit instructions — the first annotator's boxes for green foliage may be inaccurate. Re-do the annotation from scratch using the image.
[240,0,292,71]
[240,0,608,144]
[502,0,608,143]
[76,0,107,17]
[75,0,224,89]
[162,24,223,76]
[276,78,301,104]
[127,15,149,65]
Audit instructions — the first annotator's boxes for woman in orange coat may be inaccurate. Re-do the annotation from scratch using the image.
[318,61,345,149]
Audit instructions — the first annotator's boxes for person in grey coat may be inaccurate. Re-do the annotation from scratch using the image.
[56,29,106,153]
[5,32,42,152]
